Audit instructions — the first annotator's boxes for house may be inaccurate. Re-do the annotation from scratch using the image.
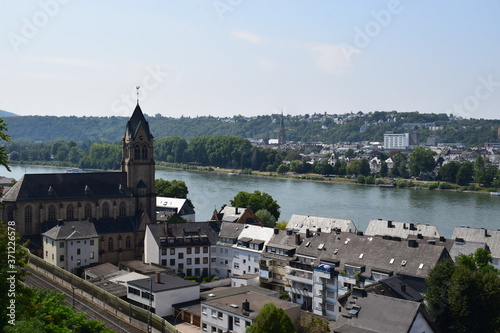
[370,157,381,173]
[286,214,356,234]
[1,102,156,265]
[332,288,439,333]
[127,272,199,317]
[365,219,441,239]
[201,290,300,333]
[42,220,99,274]
[449,238,488,262]
[452,227,500,269]
[144,221,221,277]
[213,222,245,278]
[211,205,262,225]
[156,197,195,222]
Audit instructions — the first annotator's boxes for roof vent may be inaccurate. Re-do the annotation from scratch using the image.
[359,253,364,259]
[318,243,325,250]
[401,260,407,266]
[389,258,395,264]
[419,263,424,269]
[334,249,339,254]
[229,304,239,308]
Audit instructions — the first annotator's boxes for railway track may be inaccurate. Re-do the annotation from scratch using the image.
[24,271,145,333]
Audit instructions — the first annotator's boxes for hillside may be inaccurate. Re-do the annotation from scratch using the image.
[3,111,500,145]
[0,110,18,118]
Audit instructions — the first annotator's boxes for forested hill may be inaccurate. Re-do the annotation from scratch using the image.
[3,111,500,145]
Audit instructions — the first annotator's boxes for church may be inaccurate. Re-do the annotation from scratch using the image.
[1,103,156,265]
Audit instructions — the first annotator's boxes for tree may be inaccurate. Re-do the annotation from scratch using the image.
[346,158,370,176]
[297,314,330,333]
[155,178,188,198]
[409,147,436,178]
[439,161,461,182]
[275,221,287,230]
[0,118,11,171]
[456,161,473,186]
[276,164,290,174]
[425,248,500,333]
[255,209,276,228]
[246,302,294,333]
[230,190,280,220]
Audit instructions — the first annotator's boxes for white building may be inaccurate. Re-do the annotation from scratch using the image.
[452,227,500,270]
[42,220,99,274]
[156,197,195,222]
[213,223,244,278]
[232,225,275,277]
[127,272,199,317]
[384,132,409,149]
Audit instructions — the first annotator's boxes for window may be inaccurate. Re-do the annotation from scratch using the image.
[108,237,114,251]
[119,202,127,216]
[233,252,239,259]
[48,205,56,220]
[202,323,207,331]
[142,144,148,159]
[90,239,94,246]
[60,255,64,262]
[234,263,240,269]
[211,309,217,318]
[203,247,208,253]
[345,264,362,276]
[76,259,81,266]
[187,248,192,254]
[84,203,92,218]
[134,144,141,159]
[125,236,131,249]
[52,253,54,260]
[128,287,140,296]
[66,204,74,220]
[102,202,110,218]
[195,247,200,254]
[90,252,94,259]
[161,259,166,266]
[77,249,81,255]
[170,259,175,266]
[141,291,154,301]
[187,268,192,276]
[203,257,208,264]
[211,258,216,263]
[170,248,175,255]
[162,249,167,255]
[195,268,200,276]
[195,258,200,265]
[187,258,192,265]
[24,206,33,234]
[60,242,64,248]
[218,311,223,319]
[178,252,184,259]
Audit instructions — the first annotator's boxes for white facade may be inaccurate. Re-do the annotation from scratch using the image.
[201,304,252,333]
[212,242,236,278]
[384,133,409,149]
[232,225,275,277]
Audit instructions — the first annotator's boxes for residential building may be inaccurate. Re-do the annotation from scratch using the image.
[384,132,409,149]
[365,219,441,239]
[201,290,300,333]
[232,224,275,277]
[214,222,244,278]
[452,226,500,269]
[42,220,98,274]
[156,197,195,222]
[286,214,356,234]
[127,272,199,317]
[144,221,221,277]
[210,205,262,225]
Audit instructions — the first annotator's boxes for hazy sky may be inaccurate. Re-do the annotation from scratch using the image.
[1,1,499,119]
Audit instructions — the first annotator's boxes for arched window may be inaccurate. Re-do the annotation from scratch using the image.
[125,236,131,249]
[134,144,141,159]
[84,203,92,219]
[48,205,56,220]
[142,144,148,160]
[66,204,74,220]
[24,206,33,234]
[108,237,114,251]
[102,202,110,218]
[119,202,127,216]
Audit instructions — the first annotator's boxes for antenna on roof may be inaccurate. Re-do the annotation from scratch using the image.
[136,86,140,104]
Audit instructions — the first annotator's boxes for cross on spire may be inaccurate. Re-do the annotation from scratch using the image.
[136,86,140,104]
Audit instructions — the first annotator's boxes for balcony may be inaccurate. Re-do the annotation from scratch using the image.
[285,271,313,285]
[284,285,313,298]
[314,264,335,279]
[289,261,313,272]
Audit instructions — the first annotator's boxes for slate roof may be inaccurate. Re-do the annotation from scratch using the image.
[365,219,441,239]
[452,226,500,259]
[125,104,153,141]
[333,293,431,333]
[449,239,488,261]
[287,214,356,234]
[294,231,449,280]
[147,221,221,247]
[2,172,131,202]
[42,220,98,240]
[362,276,424,302]
[236,225,276,248]
[218,222,245,241]
[91,216,141,234]
[128,273,198,293]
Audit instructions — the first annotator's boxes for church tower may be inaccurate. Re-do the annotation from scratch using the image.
[278,111,287,146]
[122,103,156,223]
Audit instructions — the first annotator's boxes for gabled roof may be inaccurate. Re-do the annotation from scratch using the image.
[365,219,440,239]
[42,220,98,240]
[449,239,488,261]
[236,225,276,249]
[287,214,355,234]
[2,172,131,202]
[452,226,500,259]
[147,221,221,247]
[156,197,195,215]
[218,222,245,240]
[362,275,424,302]
[125,104,153,141]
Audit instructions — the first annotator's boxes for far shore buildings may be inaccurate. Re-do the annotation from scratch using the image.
[1,103,157,266]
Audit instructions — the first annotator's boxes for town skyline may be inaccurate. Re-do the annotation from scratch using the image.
[2,1,500,119]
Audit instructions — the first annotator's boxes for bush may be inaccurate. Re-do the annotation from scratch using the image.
[375,179,385,185]
[365,176,375,184]
[428,183,438,190]
[357,175,366,184]
[439,182,454,190]
[241,168,252,175]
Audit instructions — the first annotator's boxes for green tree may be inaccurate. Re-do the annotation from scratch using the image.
[0,118,12,171]
[474,156,485,185]
[347,158,370,176]
[380,160,388,177]
[455,161,473,186]
[425,249,500,333]
[276,164,290,174]
[298,314,330,333]
[409,147,436,178]
[255,209,276,228]
[230,190,280,220]
[275,221,287,230]
[439,161,461,182]
[246,302,294,333]
[155,178,188,198]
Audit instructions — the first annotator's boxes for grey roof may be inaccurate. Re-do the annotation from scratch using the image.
[125,104,153,141]
[218,222,245,239]
[333,293,428,333]
[42,220,97,240]
[84,263,120,279]
[128,273,198,292]
[91,216,141,234]
[363,276,424,302]
[449,239,488,262]
[365,219,440,239]
[147,221,221,247]
[2,172,131,202]
[287,214,355,233]
[294,231,448,279]
[452,227,500,259]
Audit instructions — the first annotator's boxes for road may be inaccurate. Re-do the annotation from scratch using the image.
[24,271,146,333]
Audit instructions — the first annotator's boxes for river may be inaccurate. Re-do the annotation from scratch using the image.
[4,165,499,238]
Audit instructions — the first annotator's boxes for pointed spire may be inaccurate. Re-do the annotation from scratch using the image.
[136,86,140,104]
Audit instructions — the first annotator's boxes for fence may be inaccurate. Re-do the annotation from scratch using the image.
[29,253,180,333]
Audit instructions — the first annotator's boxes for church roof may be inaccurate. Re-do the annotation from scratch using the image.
[2,172,131,202]
[125,104,153,141]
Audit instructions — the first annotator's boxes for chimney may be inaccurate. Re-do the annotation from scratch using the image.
[235,207,239,214]
[317,227,322,233]
[439,236,446,242]
[242,299,250,312]
[352,287,367,298]
[408,239,418,248]
[387,220,393,228]
[274,228,279,235]
[417,233,423,239]
[401,283,406,293]
[286,229,293,236]
[409,223,415,230]
[306,229,311,238]
[155,272,161,283]
[294,234,301,245]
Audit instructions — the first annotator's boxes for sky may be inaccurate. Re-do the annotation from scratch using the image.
[1,1,500,119]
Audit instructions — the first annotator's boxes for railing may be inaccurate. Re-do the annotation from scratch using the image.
[289,261,313,272]
[29,253,180,333]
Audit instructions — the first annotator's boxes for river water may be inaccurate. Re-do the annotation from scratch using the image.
[4,165,499,238]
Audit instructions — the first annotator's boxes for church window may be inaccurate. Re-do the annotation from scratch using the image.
[48,205,56,220]
[119,202,126,216]
[108,237,114,251]
[24,206,33,234]
[134,144,141,159]
[84,203,92,218]
[66,204,74,220]
[142,144,148,159]
[102,202,110,218]
[125,236,132,249]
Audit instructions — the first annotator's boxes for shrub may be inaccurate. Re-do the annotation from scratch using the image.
[365,176,375,184]
[439,182,454,190]
[428,183,438,190]
[357,175,366,184]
